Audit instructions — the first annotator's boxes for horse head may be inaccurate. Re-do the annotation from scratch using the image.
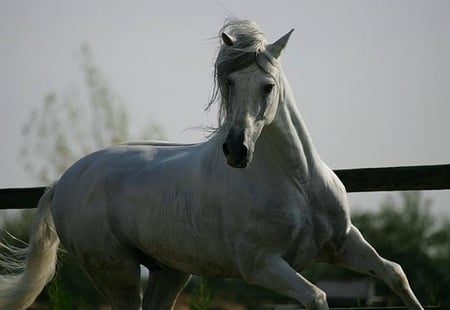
[215,23,294,168]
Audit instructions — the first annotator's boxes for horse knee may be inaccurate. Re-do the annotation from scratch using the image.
[306,290,328,310]
[385,261,409,292]
[241,266,329,310]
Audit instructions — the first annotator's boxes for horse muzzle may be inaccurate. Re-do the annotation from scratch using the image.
[222,129,251,168]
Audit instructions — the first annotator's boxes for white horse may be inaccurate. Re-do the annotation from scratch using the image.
[1,20,423,310]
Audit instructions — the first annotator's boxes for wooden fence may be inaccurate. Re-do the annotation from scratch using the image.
[1,164,449,209]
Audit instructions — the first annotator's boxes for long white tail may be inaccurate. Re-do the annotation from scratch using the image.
[0,185,60,309]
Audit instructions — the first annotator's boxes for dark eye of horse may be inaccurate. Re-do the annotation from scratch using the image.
[263,83,274,96]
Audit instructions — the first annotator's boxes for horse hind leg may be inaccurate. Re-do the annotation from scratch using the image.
[142,268,191,310]
[76,245,142,310]
[332,225,423,309]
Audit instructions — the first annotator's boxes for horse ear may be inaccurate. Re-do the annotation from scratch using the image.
[222,32,236,46]
[266,29,294,59]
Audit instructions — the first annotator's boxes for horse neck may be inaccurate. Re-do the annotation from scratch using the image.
[259,73,322,183]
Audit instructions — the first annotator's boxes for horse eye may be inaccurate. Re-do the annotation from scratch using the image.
[263,83,274,95]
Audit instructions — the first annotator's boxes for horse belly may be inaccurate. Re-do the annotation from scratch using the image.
[117,188,240,277]
[146,239,240,277]
[136,218,240,277]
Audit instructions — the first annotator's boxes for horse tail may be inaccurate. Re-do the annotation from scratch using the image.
[0,184,60,310]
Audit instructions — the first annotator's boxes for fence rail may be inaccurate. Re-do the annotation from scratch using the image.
[335,164,450,192]
[1,164,449,209]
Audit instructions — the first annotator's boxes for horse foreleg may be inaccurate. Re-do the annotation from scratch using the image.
[239,255,329,310]
[142,268,191,310]
[332,225,423,309]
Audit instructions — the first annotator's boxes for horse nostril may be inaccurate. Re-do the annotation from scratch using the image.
[237,144,248,159]
[222,143,231,157]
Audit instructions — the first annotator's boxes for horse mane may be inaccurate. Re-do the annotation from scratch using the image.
[207,19,279,133]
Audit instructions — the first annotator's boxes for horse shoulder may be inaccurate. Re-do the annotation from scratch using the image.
[307,165,352,255]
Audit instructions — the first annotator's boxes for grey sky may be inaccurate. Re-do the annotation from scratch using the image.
[1,1,449,214]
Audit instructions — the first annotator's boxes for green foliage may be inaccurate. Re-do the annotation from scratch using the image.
[47,273,72,310]
[190,277,213,310]
[46,254,103,310]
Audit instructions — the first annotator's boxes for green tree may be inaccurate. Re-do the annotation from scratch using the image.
[1,44,165,309]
